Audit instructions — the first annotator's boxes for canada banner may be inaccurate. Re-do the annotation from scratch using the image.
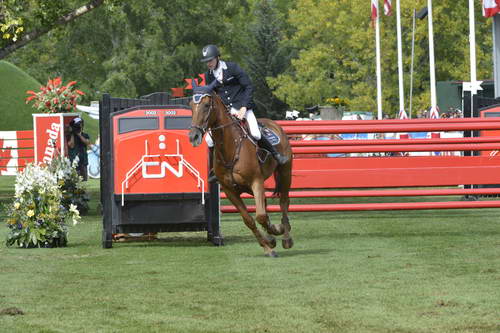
[483,0,500,17]
[33,113,78,165]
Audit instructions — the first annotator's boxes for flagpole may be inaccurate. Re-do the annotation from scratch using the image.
[376,5,383,120]
[396,0,405,117]
[469,0,477,100]
[409,9,416,118]
[427,0,437,115]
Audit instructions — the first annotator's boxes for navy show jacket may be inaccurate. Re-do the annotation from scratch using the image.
[204,61,256,110]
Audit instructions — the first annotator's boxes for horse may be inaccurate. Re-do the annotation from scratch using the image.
[188,80,294,257]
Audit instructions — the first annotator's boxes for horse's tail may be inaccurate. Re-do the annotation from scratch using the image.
[272,168,281,197]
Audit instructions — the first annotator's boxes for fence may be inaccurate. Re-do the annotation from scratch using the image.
[221,117,500,212]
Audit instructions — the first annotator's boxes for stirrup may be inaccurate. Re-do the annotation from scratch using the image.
[273,153,288,165]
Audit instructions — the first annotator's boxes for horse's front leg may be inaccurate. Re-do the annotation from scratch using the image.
[222,186,277,257]
[251,180,285,240]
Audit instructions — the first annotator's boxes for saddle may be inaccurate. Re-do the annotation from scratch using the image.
[237,119,281,164]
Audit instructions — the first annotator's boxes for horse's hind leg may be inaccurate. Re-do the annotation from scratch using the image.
[278,164,294,249]
[223,187,278,257]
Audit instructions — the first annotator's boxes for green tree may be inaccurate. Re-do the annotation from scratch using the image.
[269,0,493,117]
[0,0,106,59]
[8,0,245,101]
[242,0,295,119]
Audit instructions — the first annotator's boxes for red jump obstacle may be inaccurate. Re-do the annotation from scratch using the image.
[221,117,500,212]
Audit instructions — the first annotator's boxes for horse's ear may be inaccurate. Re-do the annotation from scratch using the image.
[207,79,219,91]
[192,78,198,89]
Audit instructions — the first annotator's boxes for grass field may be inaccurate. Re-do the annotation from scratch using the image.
[0,61,40,131]
[0,176,499,332]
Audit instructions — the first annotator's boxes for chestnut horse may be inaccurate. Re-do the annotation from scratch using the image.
[188,81,293,257]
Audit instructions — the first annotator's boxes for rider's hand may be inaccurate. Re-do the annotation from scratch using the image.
[237,107,247,120]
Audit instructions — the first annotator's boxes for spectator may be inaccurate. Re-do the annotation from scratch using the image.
[66,117,91,181]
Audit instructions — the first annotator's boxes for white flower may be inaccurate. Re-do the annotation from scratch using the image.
[69,204,81,225]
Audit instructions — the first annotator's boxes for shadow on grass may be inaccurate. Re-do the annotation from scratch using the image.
[307,230,500,240]
[270,248,333,258]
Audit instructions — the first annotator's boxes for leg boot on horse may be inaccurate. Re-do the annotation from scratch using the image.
[257,137,289,165]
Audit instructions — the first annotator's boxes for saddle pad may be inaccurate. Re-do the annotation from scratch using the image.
[261,126,281,146]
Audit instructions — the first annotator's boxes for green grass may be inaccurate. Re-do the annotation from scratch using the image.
[0,176,499,332]
[0,61,41,131]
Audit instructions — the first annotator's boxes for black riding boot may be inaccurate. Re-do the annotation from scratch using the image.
[208,147,217,183]
[258,137,288,165]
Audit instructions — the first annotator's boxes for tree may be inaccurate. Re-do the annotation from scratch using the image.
[0,0,106,59]
[268,0,493,117]
[7,0,246,101]
[241,0,295,119]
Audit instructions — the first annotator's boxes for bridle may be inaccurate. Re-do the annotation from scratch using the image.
[190,92,252,180]
[190,93,239,134]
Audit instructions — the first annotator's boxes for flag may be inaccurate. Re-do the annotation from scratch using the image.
[198,73,206,86]
[384,0,392,16]
[371,0,378,24]
[483,0,500,17]
[184,78,199,90]
[170,87,184,97]
[398,109,408,119]
[429,106,440,119]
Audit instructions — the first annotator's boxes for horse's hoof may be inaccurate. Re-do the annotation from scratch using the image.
[270,224,284,236]
[282,238,294,249]
[266,235,277,248]
[265,250,279,258]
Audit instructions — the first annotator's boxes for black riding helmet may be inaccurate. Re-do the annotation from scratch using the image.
[200,44,220,62]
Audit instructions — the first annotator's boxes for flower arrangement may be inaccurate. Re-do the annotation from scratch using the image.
[325,97,349,107]
[49,156,90,215]
[26,77,85,114]
[5,157,82,248]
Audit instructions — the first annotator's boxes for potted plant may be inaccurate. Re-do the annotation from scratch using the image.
[25,77,84,113]
[321,97,349,120]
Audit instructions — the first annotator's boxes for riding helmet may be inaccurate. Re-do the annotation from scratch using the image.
[200,44,220,62]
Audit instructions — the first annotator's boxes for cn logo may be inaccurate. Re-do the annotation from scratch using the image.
[142,160,183,179]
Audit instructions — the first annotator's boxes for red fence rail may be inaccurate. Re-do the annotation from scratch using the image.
[220,117,500,212]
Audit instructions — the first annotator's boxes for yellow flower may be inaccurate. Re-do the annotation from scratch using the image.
[14,202,20,209]
[27,210,35,217]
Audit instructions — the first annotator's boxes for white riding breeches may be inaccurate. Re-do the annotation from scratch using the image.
[205,108,261,147]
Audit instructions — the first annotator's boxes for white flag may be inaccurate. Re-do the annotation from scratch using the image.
[384,0,392,16]
[429,106,440,119]
[398,109,408,119]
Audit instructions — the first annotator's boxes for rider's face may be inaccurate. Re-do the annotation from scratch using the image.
[207,58,218,70]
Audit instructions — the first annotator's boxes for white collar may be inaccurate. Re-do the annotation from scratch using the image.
[213,60,227,83]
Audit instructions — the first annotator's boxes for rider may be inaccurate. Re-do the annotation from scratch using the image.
[200,44,288,182]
